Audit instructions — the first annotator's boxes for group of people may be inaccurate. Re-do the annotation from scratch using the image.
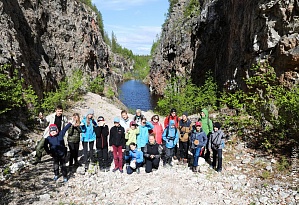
[35,106,226,182]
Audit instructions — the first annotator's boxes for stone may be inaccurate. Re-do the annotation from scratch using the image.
[223,199,231,204]
[265,165,272,172]
[9,161,25,173]
[242,159,251,164]
[4,150,15,157]
[39,194,51,201]
[259,196,269,204]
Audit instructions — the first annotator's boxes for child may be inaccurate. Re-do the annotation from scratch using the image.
[125,142,143,174]
[143,134,163,173]
[125,121,140,165]
[94,116,109,172]
[109,117,126,173]
[208,122,225,172]
[44,122,72,182]
[80,109,97,171]
[67,113,82,168]
[190,121,207,173]
[136,117,154,152]
[162,120,179,167]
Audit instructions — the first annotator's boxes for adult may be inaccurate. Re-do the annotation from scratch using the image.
[190,122,207,172]
[150,115,163,145]
[143,134,163,173]
[164,108,180,160]
[208,122,225,172]
[136,117,154,152]
[34,105,68,165]
[120,110,130,132]
[162,120,179,167]
[178,112,192,164]
[109,117,126,173]
[67,113,82,168]
[94,116,109,172]
[198,108,213,163]
[133,109,144,126]
[80,108,97,171]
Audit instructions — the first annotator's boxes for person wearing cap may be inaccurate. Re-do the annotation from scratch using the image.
[120,110,130,132]
[190,121,207,172]
[162,120,179,167]
[34,105,68,165]
[164,108,180,160]
[124,121,140,167]
[109,117,126,173]
[178,111,192,165]
[94,116,109,172]
[125,142,143,174]
[80,108,97,171]
[136,117,154,152]
[44,120,73,182]
[67,113,82,168]
[133,109,145,126]
[208,122,225,172]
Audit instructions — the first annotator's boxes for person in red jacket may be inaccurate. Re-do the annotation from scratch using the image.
[164,108,180,160]
[150,115,163,145]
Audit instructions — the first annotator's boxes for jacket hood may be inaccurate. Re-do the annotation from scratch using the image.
[169,120,175,127]
[201,108,209,119]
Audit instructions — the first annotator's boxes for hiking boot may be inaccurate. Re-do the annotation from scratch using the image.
[53,175,58,181]
[119,169,123,173]
[217,168,222,172]
[136,168,140,174]
[100,167,105,172]
[112,168,118,172]
[105,167,110,172]
[168,162,173,167]
[192,167,197,172]
[63,177,68,182]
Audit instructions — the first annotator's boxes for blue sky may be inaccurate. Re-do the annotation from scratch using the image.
[92,0,169,55]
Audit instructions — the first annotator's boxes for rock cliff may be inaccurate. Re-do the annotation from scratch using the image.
[0,0,131,98]
[150,0,299,95]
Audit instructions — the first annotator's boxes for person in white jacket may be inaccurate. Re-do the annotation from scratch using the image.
[33,105,68,164]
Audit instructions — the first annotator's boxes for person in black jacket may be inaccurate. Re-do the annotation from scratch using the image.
[143,134,163,173]
[94,116,109,172]
[109,117,126,173]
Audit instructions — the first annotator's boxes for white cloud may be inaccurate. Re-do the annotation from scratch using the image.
[93,0,159,10]
[106,24,161,55]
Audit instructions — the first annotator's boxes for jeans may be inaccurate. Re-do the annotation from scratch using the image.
[212,148,223,171]
[112,145,123,170]
[193,146,203,167]
[179,141,188,159]
[97,147,108,168]
[82,141,94,166]
[165,147,174,164]
[53,154,67,177]
[68,142,79,166]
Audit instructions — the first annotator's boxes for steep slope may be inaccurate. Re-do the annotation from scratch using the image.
[0,0,131,97]
[150,0,299,95]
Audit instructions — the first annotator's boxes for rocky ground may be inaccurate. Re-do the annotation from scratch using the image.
[0,92,298,205]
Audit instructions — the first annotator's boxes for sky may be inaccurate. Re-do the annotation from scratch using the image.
[92,0,169,55]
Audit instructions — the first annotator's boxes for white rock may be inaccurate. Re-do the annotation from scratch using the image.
[39,194,51,201]
[4,150,15,157]
[270,159,277,164]
[259,196,269,204]
[10,161,25,173]
[224,199,231,204]
[241,158,251,164]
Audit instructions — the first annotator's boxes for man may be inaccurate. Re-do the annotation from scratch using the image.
[178,112,192,164]
[120,110,130,132]
[33,105,68,165]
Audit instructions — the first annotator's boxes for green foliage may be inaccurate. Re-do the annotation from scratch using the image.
[167,0,179,18]
[3,166,10,176]
[184,0,200,18]
[131,55,151,80]
[261,170,271,179]
[89,76,104,94]
[156,72,217,116]
[151,35,160,56]
[0,64,39,114]
[106,87,115,99]
[276,156,290,172]
[111,32,134,59]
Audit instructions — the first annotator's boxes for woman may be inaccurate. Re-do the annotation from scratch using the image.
[80,109,97,171]
[150,115,163,145]
[68,113,82,168]
[143,134,163,173]
[136,117,154,152]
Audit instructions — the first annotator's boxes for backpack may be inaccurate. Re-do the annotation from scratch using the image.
[165,126,178,140]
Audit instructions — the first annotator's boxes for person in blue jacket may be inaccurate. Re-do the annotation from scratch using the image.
[125,142,143,174]
[190,121,207,172]
[162,120,179,167]
[44,122,72,182]
[136,117,154,152]
[80,109,97,171]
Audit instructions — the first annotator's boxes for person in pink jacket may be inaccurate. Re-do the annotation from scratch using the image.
[150,115,163,145]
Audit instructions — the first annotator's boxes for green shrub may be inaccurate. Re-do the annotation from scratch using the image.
[89,76,104,94]
[184,0,200,18]
[106,87,115,99]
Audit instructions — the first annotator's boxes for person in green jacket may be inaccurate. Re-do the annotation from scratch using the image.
[125,121,140,165]
[197,108,213,163]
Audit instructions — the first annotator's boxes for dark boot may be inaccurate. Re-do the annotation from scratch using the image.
[192,166,197,172]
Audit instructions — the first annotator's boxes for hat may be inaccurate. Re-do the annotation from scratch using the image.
[114,117,120,123]
[182,111,188,117]
[97,116,104,121]
[170,108,176,113]
[214,122,221,129]
[195,121,202,127]
[86,108,94,115]
[130,121,136,126]
[49,124,58,135]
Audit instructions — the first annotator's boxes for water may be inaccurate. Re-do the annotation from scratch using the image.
[118,80,159,111]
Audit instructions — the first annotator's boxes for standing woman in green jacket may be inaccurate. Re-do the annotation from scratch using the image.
[68,113,82,168]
